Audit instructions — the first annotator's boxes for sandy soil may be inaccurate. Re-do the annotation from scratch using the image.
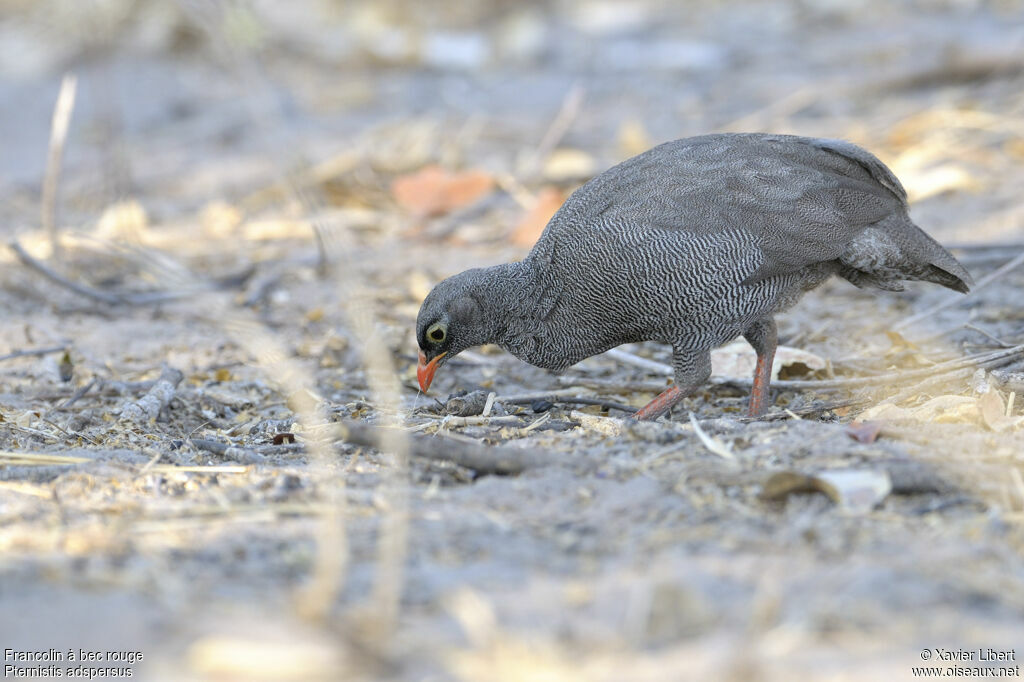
[1,1,1024,680]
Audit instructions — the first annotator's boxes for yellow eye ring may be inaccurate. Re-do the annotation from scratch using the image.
[426,322,446,344]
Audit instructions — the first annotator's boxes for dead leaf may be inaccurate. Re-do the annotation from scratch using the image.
[761,471,818,500]
[883,330,933,367]
[95,200,148,241]
[814,469,893,513]
[510,187,565,248]
[710,339,826,381]
[617,119,654,159]
[200,201,243,238]
[885,330,919,353]
[242,219,313,241]
[846,421,882,443]
[188,635,344,680]
[541,148,595,181]
[407,270,434,301]
[900,164,980,201]
[569,410,624,436]
[391,165,495,218]
[763,468,892,514]
[977,390,1024,432]
[858,393,1024,432]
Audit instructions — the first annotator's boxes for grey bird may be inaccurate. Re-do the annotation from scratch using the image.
[415,133,972,419]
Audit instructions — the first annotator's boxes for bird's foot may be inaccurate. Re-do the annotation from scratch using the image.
[632,385,683,421]
[746,400,768,418]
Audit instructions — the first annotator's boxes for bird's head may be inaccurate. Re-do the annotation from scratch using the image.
[415,268,495,392]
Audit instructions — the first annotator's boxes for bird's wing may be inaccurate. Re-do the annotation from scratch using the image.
[554,134,908,282]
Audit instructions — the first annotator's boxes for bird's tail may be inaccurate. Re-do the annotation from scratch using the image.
[904,222,973,293]
[838,216,973,293]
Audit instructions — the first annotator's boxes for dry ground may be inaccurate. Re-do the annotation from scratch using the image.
[1,1,1024,680]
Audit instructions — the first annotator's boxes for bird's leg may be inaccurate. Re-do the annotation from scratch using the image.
[632,385,683,421]
[743,318,778,417]
[633,348,711,421]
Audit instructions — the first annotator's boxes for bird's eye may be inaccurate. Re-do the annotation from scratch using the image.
[426,322,446,344]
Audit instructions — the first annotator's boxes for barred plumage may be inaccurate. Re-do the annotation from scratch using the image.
[416,133,973,419]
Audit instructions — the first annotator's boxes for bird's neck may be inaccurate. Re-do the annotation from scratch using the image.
[476,260,564,368]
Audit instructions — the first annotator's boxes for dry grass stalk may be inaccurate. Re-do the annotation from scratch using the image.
[896,248,1024,330]
[0,451,89,465]
[519,82,585,179]
[41,73,76,263]
[211,308,350,622]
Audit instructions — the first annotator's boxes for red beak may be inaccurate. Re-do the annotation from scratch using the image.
[417,351,447,392]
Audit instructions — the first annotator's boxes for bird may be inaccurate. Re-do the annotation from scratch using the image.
[415,133,972,420]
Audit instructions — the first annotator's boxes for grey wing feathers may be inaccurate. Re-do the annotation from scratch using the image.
[744,135,910,280]
[805,137,908,201]
[535,133,969,290]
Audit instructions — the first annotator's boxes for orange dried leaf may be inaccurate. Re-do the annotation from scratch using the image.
[391,165,495,217]
[846,420,882,443]
[511,187,565,248]
[885,330,918,353]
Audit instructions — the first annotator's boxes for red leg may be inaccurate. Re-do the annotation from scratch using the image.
[745,319,778,417]
[633,385,683,421]
[631,348,711,421]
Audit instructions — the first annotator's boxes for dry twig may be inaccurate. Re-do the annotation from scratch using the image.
[501,394,638,414]
[895,249,1024,330]
[569,344,1024,392]
[9,241,190,306]
[334,420,549,475]
[58,378,98,409]
[519,82,585,179]
[189,438,267,465]
[0,345,67,362]
[120,366,184,424]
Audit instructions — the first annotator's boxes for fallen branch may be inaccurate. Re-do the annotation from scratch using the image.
[501,394,638,414]
[567,344,1024,392]
[0,345,67,362]
[40,379,156,404]
[558,375,673,393]
[58,378,98,409]
[189,438,267,465]
[740,397,871,422]
[875,368,977,408]
[9,241,191,306]
[334,420,549,475]
[435,415,526,428]
[120,366,183,424]
[789,344,1024,389]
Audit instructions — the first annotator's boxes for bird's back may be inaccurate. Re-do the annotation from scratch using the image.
[519,134,971,358]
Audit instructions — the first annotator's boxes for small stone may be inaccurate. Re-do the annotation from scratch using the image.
[530,399,553,413]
